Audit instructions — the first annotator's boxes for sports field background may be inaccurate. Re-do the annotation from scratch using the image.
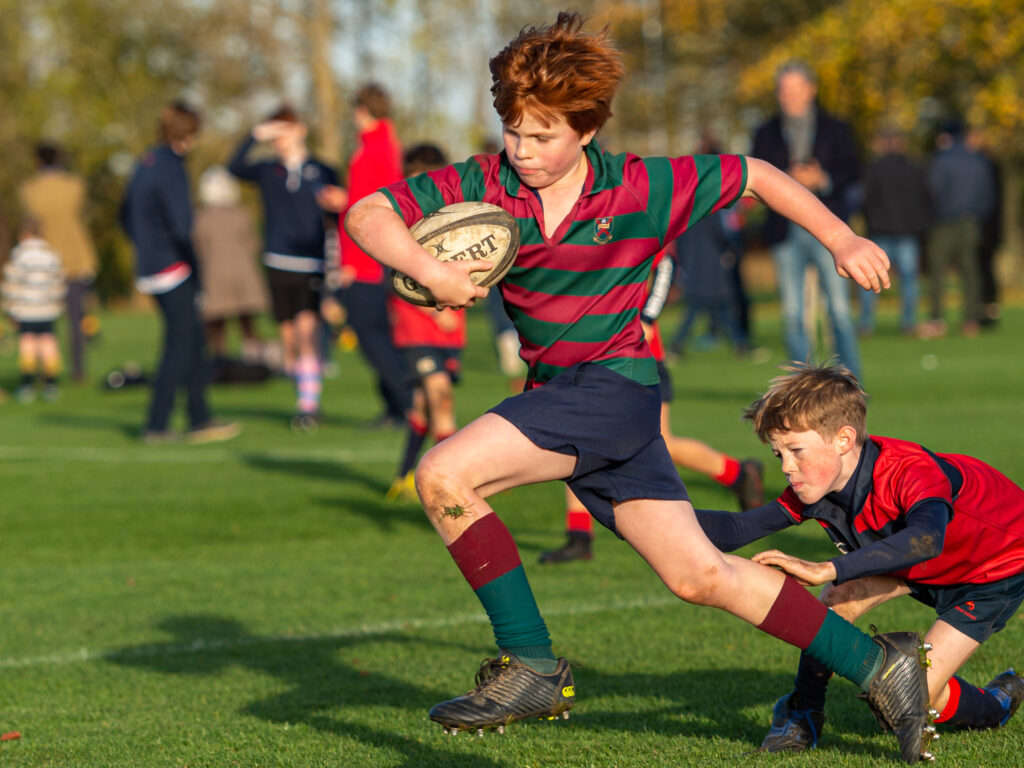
[1,296,1022,767]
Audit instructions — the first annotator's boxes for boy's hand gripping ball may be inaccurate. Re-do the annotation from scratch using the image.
[391,202,520,307]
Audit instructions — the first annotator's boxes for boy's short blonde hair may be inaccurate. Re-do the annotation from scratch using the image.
[744,363,868,445]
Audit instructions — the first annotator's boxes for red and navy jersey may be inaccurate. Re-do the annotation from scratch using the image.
[381,142,746,385]
[777,435,1024,585]
[388,297,467,349]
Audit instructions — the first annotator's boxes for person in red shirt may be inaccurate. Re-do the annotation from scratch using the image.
[697,363,1024,752]
[385,144,467,500]
[333,83,412,428]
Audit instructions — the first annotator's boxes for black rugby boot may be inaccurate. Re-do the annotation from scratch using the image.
[538,532,592,564]
[429,653,575,735]
[860,630,937,763]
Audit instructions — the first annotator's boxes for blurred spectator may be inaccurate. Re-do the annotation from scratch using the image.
[18,141,97,383]
[120,101,240,444]
[669,210,749,356]
[858,128,932,336]
[385,143,467,501]
[921,120,997,338]
[331,83,412,429]
[966,127,1003,327]
[751,59,862,378]
[2,218,66,402]
[192,165,269,361]
[229,105,341,431]
[479,137,525,378]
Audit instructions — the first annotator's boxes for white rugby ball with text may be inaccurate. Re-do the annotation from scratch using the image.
[392,201,520,307]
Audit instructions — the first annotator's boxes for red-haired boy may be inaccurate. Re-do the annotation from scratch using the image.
[346,12,934,763]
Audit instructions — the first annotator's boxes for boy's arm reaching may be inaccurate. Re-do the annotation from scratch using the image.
[695,502,796,552]
[753,499,950,585]
[742,156,890,293]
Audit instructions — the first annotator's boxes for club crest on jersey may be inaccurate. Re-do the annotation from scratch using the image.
[593,217,613,244]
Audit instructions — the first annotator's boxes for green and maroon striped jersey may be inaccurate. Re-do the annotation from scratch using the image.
[381,141,746,385]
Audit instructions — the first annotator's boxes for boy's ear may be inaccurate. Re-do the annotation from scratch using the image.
[836,425,858,455]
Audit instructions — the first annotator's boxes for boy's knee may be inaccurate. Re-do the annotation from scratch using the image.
[667,566,722,606]
[414,451,460,506]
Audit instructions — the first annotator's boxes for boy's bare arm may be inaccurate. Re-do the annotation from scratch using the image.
[742,157,891,293]
[344,192,491,309]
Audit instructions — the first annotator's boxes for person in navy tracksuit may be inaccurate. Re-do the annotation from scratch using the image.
[121,101,239,445]
[228,105,341,431]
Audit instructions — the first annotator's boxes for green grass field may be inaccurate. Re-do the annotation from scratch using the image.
[1,298,1023,767]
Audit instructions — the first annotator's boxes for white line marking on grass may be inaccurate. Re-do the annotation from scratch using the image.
[0,446,396,465]
[0,593,681,669]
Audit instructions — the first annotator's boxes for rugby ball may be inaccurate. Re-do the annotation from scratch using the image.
[391,201,520,307]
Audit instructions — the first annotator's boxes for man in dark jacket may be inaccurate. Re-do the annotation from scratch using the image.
[751,60,862,378]
[859,129,932,335]
[121,101,239,444]
[922,120,997,338]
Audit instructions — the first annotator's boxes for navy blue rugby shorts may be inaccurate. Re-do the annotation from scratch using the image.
[488,362,688,536]
[908,569,1024,643]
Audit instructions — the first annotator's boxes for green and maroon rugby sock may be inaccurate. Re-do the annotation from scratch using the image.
[448,514,557,673]
[757,576,882,689]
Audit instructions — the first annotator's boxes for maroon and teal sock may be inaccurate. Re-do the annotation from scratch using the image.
[398,413,429,476]
[447,514,556,673]
[935,676,1008,729]
[757,577,882,690]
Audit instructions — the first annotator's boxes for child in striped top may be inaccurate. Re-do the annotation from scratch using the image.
[2,218,66,402]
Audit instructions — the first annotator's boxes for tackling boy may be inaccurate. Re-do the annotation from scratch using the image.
[346,12,935,763]
[697,363,1024,752]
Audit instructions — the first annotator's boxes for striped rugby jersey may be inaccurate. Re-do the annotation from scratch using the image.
[381,141,746,385]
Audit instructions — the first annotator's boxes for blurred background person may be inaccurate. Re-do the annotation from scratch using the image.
[921,120,997,338]
[669,209,750,357]
[229,105,341,431]
[327,83,412,429]
[18,141,97,383]
[121,101,240,444]
[858,128,932,336]
[192,165,269,363]
[2,217,66,403]
[965,126,1004,328]
[751,59,862,379]
[478,137,526,380]
[385,143,466,502]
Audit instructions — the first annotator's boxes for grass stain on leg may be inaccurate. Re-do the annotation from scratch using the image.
[441,504,468,519]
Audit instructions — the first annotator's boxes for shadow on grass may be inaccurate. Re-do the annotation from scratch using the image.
[215,403,365,430]
[107,615,905,765]
[37,410,143,439]
[107,614,506,768]
[240,453,433,533]
[572,664,900,762]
